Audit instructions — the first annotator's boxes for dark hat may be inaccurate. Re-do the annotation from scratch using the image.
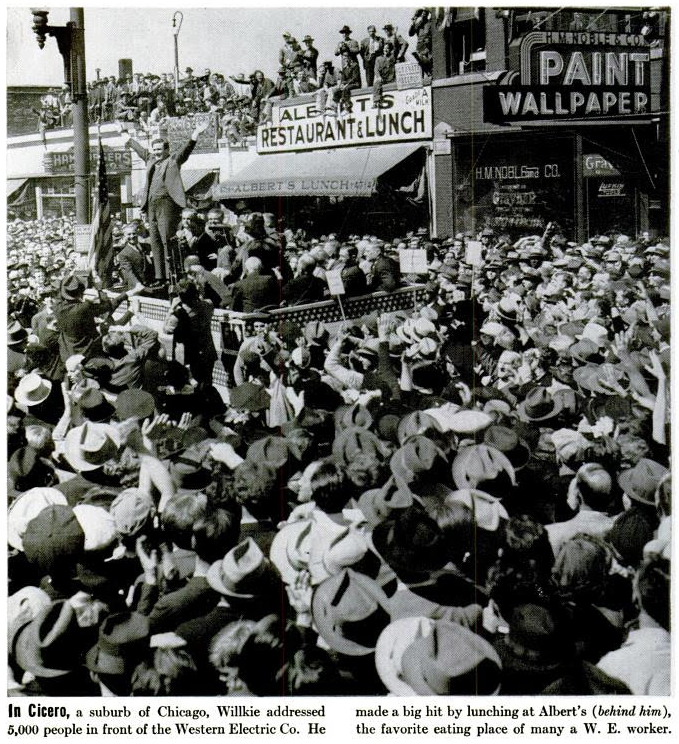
[617,458,668,507]
[78,387,115,423]
[169,442,213,491]
[22,505,85,574]
[372,506,448,582]
[484,426,530,470]
[14,601,85,678]
[60,273,85,301]
[401,620,502,695]
[229,382,270,411]
[246,436,290,469]
[82,356,115,384]
[303,34,314,42]
[608,509,656,567]
[311,569,391,656]
[9,446,57,496]
[85,612,150,676]
[339,25,352,34]
[114,388,155,421]
[517,387,564,423]
[7,320,28,346]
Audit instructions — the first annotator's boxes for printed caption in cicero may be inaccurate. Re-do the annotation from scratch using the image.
[4,701,676,740]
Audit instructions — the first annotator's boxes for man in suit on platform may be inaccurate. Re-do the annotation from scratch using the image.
[116,221,149,291]
[231,257,280,313]
[117,118,211,283]
[360,25,384,87]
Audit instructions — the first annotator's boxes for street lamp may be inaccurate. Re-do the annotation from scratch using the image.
[30,7,90,225]
[172,11,184,93]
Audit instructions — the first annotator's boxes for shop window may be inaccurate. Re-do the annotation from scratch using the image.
[449,8,486,75]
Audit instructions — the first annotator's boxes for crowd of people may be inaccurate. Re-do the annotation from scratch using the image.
[35,9,433,134]
[6,199,671,697]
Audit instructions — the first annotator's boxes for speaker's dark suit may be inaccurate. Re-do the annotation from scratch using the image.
[127,136,196,280]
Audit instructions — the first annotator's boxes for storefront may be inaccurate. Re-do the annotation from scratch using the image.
[213,83,433,238]
[431,12,668,241]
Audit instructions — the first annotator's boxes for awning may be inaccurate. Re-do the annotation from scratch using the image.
[7,178,29,198]
[213,143,424,199]
[181,169,217,193]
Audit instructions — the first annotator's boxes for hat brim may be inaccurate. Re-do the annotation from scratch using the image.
[85,643,125,675]
[15,380,53,408]
[14,621,73,678]
[269,520,313,585]
[206,559,267,598]
[311,571,390,656]
[63,424,121,472]
[516,397,563,422]
[375,616,434,695]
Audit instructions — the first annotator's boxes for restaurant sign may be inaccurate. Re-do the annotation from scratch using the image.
[257,86,431,153]
[484,32,651,122]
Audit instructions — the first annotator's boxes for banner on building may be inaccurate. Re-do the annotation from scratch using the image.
[257,86,431,153]
[396,62,424,90]
[484,31,651,122]
[167,113,219,154]
[44,146,132,175]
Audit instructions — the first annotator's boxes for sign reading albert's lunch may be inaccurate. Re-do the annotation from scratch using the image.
[484,31,650,122]
[257,86,431,153]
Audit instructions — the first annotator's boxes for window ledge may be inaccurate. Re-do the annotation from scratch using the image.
[432,70,505,88]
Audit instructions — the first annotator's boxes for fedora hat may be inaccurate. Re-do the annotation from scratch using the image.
[572,363,627,396]
[400,619,502,695]
[376,616,435,695]
[484,426,530,470]
[372,506,448,582]
[7,320,28,346]
[448,488,509,532]
[114,388,155,421]
[8,487,67,551]
[169,442,213,491]
[8,587,51,655]
[339,25,352,34]
[59,273,85,301]
[390,436,447,485]
[451,444,516,490]
[270,519,314,585]
[14,600,85,678]
[14,373,52,408]
[308,525,372,585]
[77,387,114,423]
[618,458,669,507]
[246,436,290,469]
[516,387,563,422]
[207,538,277,598]
[110,488,155,537]
[311,569,391,656]
[357,476,415,528]
[64,422,121,473]
[8,446,57,497]
[332,426,391,467]
[85,612,150,676]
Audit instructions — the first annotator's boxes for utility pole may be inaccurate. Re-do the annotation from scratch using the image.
[31,7,90,224]
[172,12,183,93]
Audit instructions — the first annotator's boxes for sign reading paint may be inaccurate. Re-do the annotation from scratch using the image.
[484,32,651,122]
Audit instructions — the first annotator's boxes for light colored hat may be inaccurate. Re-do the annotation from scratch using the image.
[443,409,493,435]
[447,488,508,532]
[73,505,117,551]
[14,373,52,408]
[269,519,314,585]
[451,444,516,490]
[375,616,434,695]
[8,586,51,651]
[576,322,609,347]
[308,525,370,585]
[65,354,85,373]
[8,487,68,551]
[63,422,121,473]
[480,321,507,338]
[207,538,276,598]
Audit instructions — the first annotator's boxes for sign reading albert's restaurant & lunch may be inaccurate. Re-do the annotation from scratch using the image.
[484,31,651,123]
[257,86,431,153]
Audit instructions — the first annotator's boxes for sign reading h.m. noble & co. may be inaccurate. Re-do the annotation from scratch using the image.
[484,31,651,123]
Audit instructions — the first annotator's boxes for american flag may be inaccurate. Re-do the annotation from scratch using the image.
[87,137,114,287]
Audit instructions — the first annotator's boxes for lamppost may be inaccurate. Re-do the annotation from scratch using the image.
[172,11,183,93]
[31,7,90,225]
